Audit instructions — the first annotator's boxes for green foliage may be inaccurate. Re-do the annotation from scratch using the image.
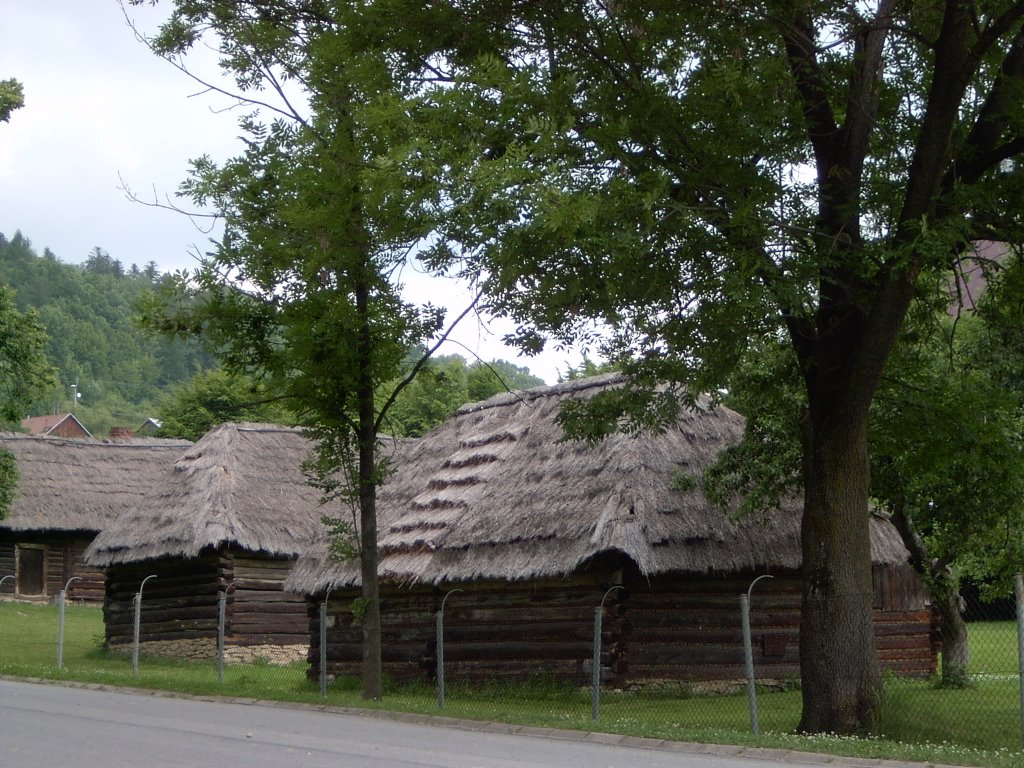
[703,338,805,515]
[0,282,57,424]
[365,3,1024,728]
[156,369,295,440]
[558,355,621,382]
[321,513,359,561]
[382,354,543,437]
[0,232,215,432]
[0,78,24,123]
[349,596,369,625]
[135,0,487,699]
[465,358,544,401]
[876,256,1024,595]
[709,275,1024,594]
[0,448,17,520]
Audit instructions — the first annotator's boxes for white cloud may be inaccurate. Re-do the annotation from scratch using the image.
[0,1,584,383]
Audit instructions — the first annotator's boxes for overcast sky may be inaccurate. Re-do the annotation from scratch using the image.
[0,1,583,383]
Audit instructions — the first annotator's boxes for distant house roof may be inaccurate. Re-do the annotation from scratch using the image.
[0,433,192,533]
[20,413,92,439]
[137,418,162,435]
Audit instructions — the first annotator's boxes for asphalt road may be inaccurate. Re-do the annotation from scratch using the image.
[0,679,833,768]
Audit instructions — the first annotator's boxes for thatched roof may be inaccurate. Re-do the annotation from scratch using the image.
[0,433,191,533]
[84,423,332,566]
[287,374,909,595]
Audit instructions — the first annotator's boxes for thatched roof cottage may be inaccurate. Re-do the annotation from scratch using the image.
[84,423,334,664]
[287,374,932,688]
[0,433,190,602]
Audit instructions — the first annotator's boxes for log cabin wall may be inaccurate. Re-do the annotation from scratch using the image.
[313,573,619,686]
[601,566,933,687]
[871,563,935,677]
[0,532,103,602]
[103,553,223,661]
[309,564,935,687]
[224,547,308,664]
[102,548,309,665]
[0,540,14,594]
[313,584,440,683]
[619,572,803,688]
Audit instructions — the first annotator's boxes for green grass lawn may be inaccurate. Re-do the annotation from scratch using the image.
[1,602,1023,768]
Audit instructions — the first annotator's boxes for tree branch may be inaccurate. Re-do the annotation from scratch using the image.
[776,8,839,182]
[946,30,1024,188]
[373,288,485,433]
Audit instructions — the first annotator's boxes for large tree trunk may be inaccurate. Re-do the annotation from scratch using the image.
[357,278,383,701]
[797,402,880,734]
[933,580,969,687]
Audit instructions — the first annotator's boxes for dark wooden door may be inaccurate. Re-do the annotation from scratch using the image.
[18,547,44,595]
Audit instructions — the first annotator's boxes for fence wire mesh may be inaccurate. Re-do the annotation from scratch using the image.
[0,579,1020,755]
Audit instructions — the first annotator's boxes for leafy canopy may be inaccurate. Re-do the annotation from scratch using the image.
[0,78,24,123]
[0,285,56,425]
[156,369,295,440]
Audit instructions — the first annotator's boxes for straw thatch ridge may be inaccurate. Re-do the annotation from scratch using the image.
[0,433,191,532]
[287,374,909,594]
[84,423,332,566]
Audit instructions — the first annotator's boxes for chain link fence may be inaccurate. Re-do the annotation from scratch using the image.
[1,576,1021,754]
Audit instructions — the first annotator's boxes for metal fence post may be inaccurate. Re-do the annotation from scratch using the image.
[742,574,774,736]
[132,574,157,677]
[217,589,227,684]
[319,589,331,699]
[56,589,66,669]
[592,585,623,721]
[56,576,81,669]
[437,588,462,709]
[1015,573,1024,749]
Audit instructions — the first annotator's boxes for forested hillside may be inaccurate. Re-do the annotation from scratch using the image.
[0,230,546,439]
[0,230,214,434]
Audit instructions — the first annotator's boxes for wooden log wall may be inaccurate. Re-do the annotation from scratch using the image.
[310,564,936,688]
[313,574,609,685]
[314,586,439,683]
[225,548,308,647]
[0,532,104,601]
[0,540,14,593]
[625,567,934,685]
[622,573,802,687]
[442,577,605,686]
[871,563,935,677]
[103,553,224,647]
[66,537,105,602]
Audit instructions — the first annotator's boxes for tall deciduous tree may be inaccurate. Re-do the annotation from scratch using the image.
[0,285,56,426]
[0,284,56,518]
[709,290,1024,690]
[360,0,1024,731]
[132,0,469,699]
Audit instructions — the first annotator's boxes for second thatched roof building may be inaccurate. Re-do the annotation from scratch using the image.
[287,374,932,688]
[85,423,331,664]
